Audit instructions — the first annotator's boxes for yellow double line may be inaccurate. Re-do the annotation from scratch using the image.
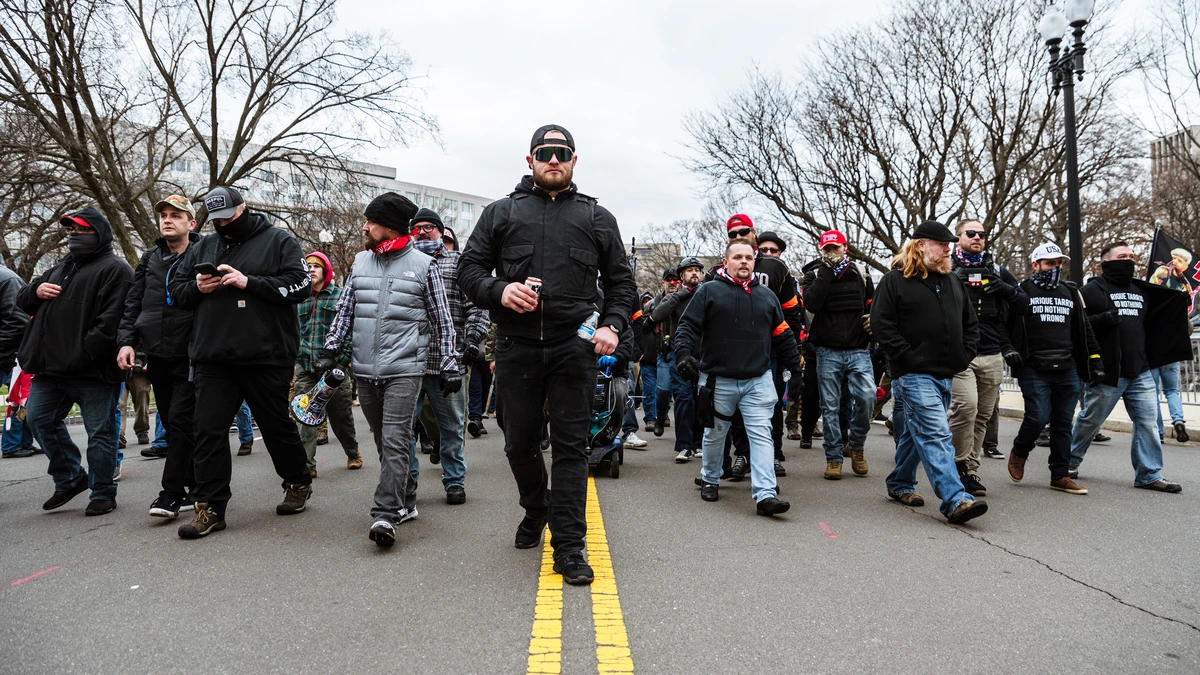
[526,476,634,674]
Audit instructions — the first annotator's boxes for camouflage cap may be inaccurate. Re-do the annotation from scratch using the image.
[153,194,197,219]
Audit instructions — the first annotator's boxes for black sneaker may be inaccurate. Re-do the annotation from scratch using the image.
[774,460,787,477]
[1173,422,1189,443]
[467,420,483,438]
[2,448,36,458]
[140,446,168,459]
[982,446,1006,460]
[276,483,312,515]
[85,499,116,516]
[1067,467,1080,480]
[179,494,195,512]
[178,503,225,539]
[756,497,790,517]
[799,436,812,449]
[514,516,547,549]
[148,496,181,518]
[1093,432,1111,443]
[137,434,150,445]
[369,520,397,547]
[1136,479,1182,493]
[700,481,719,502]
[553,553,594,585]
[429,443,441,465]
[957,461,987,497]
[730,455,748,481]
[1035,430,1050,447]
[653,418,665,437]
[446,485,466,505]
[42,477,89,511]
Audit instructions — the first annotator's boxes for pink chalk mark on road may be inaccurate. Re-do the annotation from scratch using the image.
[11,565,60,586]
[818,522,838,539]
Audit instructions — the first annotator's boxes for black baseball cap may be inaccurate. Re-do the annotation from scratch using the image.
[911,220,958,243]
[530,124,575,152]
[203,186,244,221]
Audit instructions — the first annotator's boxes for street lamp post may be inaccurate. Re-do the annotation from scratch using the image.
[1040,0,1095,282]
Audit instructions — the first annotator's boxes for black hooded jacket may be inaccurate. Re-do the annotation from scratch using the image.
[16,207,134,383]
[117,232,200,360]
[0,265,29,372]
[870,267,979,380]
[167,211,310,367]
[1078,276,1191,387]
[457,176,636,344]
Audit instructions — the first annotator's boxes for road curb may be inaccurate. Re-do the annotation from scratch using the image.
[998,406,1200,437]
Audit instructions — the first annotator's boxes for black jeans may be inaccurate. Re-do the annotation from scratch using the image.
[1012,368,1080,480]
[495,334,596,560]
[191,363,311,515]
[800,344,820,436]
[147,356,196,500]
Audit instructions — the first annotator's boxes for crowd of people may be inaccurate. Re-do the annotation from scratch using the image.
[1,123,1190,587]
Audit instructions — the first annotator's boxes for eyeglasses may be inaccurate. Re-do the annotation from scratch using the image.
[963,229,988,239]
[728,228,752,239]
[759,246,780,254]
[533,146,573,162]
[414,223,439,233]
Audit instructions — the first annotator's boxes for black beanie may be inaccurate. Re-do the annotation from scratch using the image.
[364,192,418,233]
[411,207,444,233]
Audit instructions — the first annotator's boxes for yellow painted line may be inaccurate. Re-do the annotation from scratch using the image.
[587,475,635,674]
[526,534,563,674]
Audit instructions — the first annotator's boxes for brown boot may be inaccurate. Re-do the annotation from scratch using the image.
[824,462,842,480]
[346,453,363,470]
[850,450,868,476]
[1008,453,1026,482]
[1050,476,1088,494]
[237,441,252,456]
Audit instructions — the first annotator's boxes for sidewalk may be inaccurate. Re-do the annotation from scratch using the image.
[996,387,1197,437]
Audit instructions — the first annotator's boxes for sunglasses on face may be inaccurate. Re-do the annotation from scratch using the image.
[727,228,752,239]
[759,246,780,254]
[533,146,573,162]
[963,229,987,239]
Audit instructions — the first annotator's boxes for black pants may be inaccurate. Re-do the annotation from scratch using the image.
[1011,369,1079,480]
[495,335,595,560]
[146,356,195,499]
[192,363,310,515]
[800,344,820,437]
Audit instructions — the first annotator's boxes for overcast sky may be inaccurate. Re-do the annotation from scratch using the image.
[337,0,892,242]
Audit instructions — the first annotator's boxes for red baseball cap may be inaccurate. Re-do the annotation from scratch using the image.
[819,230,847,248]
[726,214,754,231]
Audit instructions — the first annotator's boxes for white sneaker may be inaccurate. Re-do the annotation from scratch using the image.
[674,449,691,463]
[113,462,122,481]
[399,507,419,524]
[624,432,648,449]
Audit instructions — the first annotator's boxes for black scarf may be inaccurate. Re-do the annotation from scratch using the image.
[67,233,103,260]
[1100,259,1135,286]
[213,209,255,242]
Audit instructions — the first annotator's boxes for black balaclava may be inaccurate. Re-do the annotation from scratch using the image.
[1100,259,1135,286]
[67,233,103,260]
[213,208,255,241]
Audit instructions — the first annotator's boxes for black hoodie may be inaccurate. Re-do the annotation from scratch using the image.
[1078,276,1191,387]
[167,211,310,367]
[118,232,200,359]
[16,206,134,383]
[457,176,636,344]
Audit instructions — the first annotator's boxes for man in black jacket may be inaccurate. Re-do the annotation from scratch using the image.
[1068,241,1190,493]
[873,220,987,525]
[458,125,636,585]
[0,261,30,458]
[1005,243,1102,494]
[803,229,875,481]
[648,258,703,461]
[948,219,1030,497]
[19,206,133,516]
[117,195,200,518]
[167,186,314,538]
[675,240,801,516]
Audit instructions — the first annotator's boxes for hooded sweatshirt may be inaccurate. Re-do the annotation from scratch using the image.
[297,251,351,372]
[16,206,134,382]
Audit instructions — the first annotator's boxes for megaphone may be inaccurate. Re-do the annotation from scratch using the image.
[290,368,345,427]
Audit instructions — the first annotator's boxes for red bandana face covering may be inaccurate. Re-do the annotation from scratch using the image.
[717,266,753,293]
[372,231,414,256]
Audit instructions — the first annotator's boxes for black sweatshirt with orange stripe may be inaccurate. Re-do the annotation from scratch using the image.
[674,272,802,380]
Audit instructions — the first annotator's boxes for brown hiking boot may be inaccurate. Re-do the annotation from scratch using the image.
[946,498,988,525]
[237,441,252,456]
[347,453,363,470]
[888,491,925,507]
[316,428,329,445]
[850,450,868,475]
[178,503,226,539]
[1050,476,1088,495]
[1008,453,1026,483]
[276,483,312,515]
[786,424,802,440]
[824,462,842,480]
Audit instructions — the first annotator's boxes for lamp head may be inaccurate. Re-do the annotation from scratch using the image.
[1040,6,1068,44]
[1065,0,1095,26]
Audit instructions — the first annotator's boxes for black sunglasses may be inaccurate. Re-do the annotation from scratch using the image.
[728,227,752,239]
[963,229,988,239]
[533,146,573,162]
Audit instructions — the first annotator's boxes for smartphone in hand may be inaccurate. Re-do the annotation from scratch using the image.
[194,262,227,277]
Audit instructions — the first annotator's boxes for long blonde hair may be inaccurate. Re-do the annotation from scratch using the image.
[891,239,930,279]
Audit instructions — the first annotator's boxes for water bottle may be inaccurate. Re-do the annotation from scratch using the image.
[577,310,600,341]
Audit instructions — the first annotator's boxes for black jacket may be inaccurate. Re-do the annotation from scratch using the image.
[871,268,979,380]
[117,233,200,360]
[0,265,29,372]
[457,176,636,344]
[802,259,874,349]
[705,255,804,344]
[950,253,1029,355]
[675,272,801,379]
[1078,276,1191,387]
[647,285,697,353]
[633,307,656,366]
[1008,280,1100,381]
[167,212,310,367]
[16,207,134,383]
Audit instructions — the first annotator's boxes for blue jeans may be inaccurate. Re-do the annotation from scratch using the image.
[640,361,659,423]
[235,401,254,444]
[467,360,492,422]
[816,347,874,462]
[1070,370,1164,486]
[26,376,121,501]
[1151,362,1185,436]
[114,382,124,463]
[886,374,972,517]
[409,374,468,489]
[621,369,639,435]
[1012,369,1080,480]
[152,414,167,449]
[657,351,696,451]
[1,371,34,455]
[699,371,778,502]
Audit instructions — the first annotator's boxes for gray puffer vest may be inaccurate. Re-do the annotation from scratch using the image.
[350,242,432,379]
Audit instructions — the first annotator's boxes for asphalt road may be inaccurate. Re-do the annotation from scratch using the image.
[1,410,1198,674]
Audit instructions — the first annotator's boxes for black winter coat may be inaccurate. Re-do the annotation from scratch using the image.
[117,233,200,360]
[871,268,978,380]
[16,207,134,383]
[802,259,874,349]
[1079,276,1191,387]
[0,265,29,372]
[457,176,636,344]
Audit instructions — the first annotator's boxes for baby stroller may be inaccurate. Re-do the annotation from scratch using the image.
[587,355,624,479]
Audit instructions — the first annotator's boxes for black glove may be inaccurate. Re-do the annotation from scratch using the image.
[1097,309,1121,326]
[982,273,1010,295]
[1088,358,1105,386]
[440,370,462,397]
[677,353,700,382]
[787,361,803,383]
[461,342,482,364]
[313,348,337,375]
[1001,348,1022,370]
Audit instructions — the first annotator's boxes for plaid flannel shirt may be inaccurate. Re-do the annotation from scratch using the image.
[425,245,488,373]
[297,282,351,373]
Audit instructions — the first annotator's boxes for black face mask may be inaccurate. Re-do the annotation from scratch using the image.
[1101,259,1135,286]
[213,209,254,241]
[67,233,102,259]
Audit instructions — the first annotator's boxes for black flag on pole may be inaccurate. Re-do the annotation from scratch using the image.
[1146,226,1200,316]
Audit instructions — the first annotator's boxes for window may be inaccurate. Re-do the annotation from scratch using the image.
[424,194,439,209]
[170,158,191,173]
[363,185,378,199]
[461,202,474,219]
[405,191,420,203]
[444,216,456,229]
[442,198,457,214]
[258,170,277,184]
